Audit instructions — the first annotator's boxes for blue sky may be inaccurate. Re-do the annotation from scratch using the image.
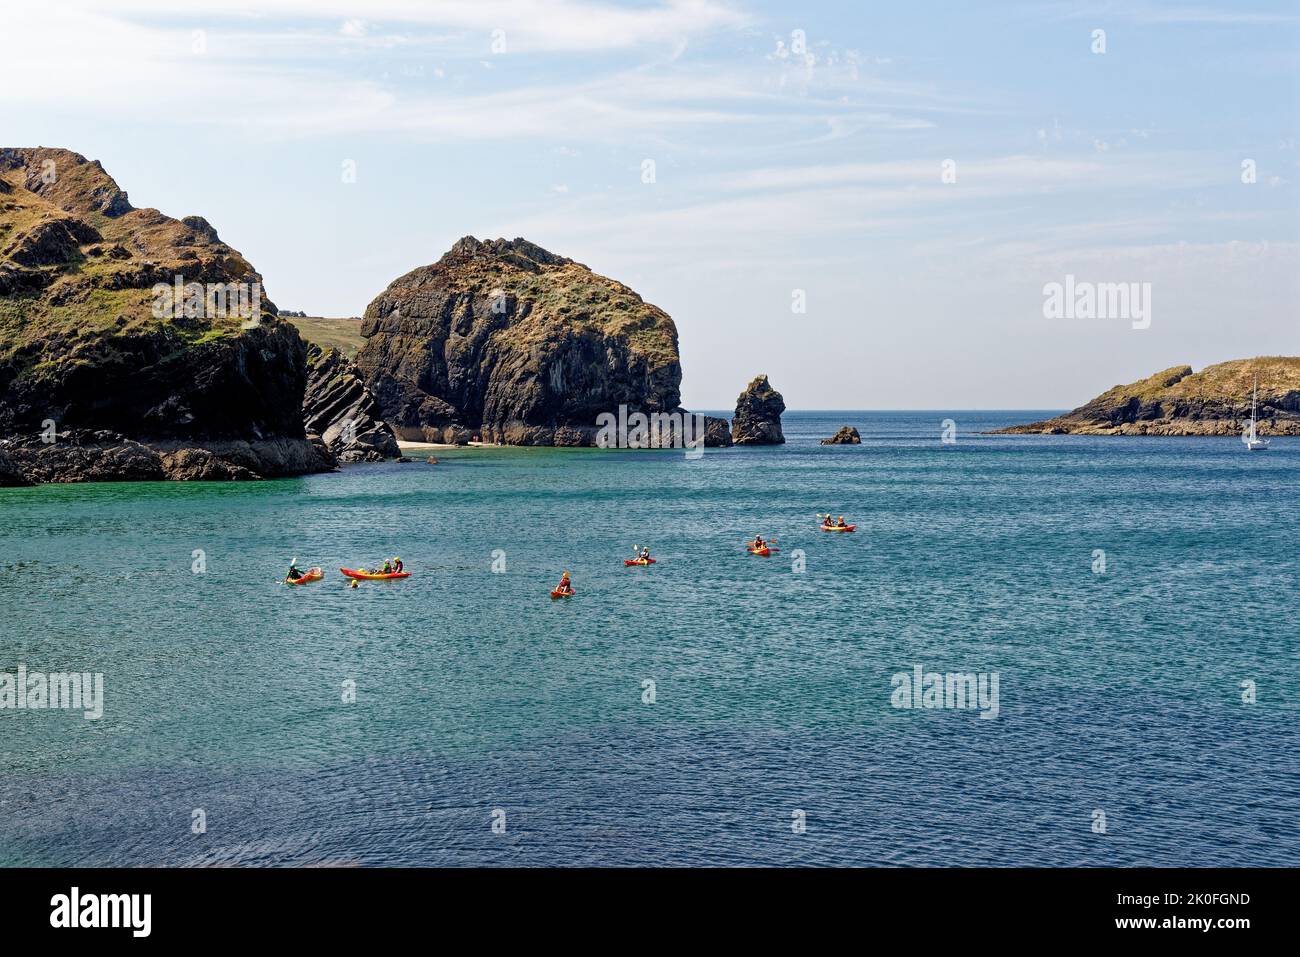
[7,1,1298,408]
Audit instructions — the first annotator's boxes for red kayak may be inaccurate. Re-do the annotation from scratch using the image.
[820,524,856,532]
[747,546,774,556]
[341,568,410,580]
[550,588,575,599]
[624,557,657,566]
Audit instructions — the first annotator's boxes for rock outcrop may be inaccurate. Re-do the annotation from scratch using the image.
[303,345,400,462]
[731,375,786,445]
[0,147,333,483]
[994,357,1300,435]
[0,447,30,486]
[355,236,683,446]
[703,415,733,447]
[821,425,860,445]
[1,431,331,483]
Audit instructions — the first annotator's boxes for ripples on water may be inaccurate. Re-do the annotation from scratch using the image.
[1,412,1297,865]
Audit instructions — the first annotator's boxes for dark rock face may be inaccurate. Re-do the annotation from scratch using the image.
[703,415,733,447]
[2,430,332,483]
[303,345,400,462]
[2,216,101,267]
[355,236,683,446]
[821,425,861,445]
[0,447,31,486]
[731,374,785,445]
[0,147,333,484]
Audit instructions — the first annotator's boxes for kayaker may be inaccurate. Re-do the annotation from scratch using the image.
[286,558,303,583]
[640,546,651,561]
[381,559,393,575]
[393,557,404,573]
[836,516,847,528]
[554,571,574,595]
[752,535,765,550]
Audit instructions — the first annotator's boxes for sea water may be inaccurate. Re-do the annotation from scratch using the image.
[1,412,1297,866]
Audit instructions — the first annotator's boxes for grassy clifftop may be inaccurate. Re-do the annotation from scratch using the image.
[997,357,1300,435]
[289,316,366,358]
[0,147,268,361]
[389,236,680,367]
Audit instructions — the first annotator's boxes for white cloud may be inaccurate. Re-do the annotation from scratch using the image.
[1,4,902,143]
[713,153,1219,193]
[47,0,750,52]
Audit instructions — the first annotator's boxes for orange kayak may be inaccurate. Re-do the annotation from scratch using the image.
[286,567,323,585]
[624,558,657,566]
[341,568,410,580]
[550,588,575,599]
[747,546,772,556]
[820,524,856,532]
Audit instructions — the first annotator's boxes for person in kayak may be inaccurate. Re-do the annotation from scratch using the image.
[380,559,394,575]
[632,545,651,562]
[836,516,847,528]
[752,535,766,550]
[286,559,304,583]
[392,557,404,573]
[554,571,574,595]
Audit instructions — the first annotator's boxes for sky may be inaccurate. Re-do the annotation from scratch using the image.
[5,0,1299,409]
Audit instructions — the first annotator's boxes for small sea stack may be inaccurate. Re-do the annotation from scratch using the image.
[731,374,785,445]
[821,426,861,445]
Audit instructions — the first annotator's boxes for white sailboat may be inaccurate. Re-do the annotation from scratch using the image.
[1242,373,1269,451]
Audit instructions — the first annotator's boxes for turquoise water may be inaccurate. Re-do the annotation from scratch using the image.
[2,411,1298,866]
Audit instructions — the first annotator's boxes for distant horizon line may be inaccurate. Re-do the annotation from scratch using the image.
[685,408,1068,415]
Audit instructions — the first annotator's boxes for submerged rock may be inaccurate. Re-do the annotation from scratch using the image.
[355,236,683,446]
[821,425,861,445]
[731,375,785,445]
[303,345,400,463]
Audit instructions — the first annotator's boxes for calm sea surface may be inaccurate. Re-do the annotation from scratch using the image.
[2,411,1297,866]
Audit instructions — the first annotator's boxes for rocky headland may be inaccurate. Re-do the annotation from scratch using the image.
[994,357,1300,435]
[0,147,334,484]
[355,236,699,447]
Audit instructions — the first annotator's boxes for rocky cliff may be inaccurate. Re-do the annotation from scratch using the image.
[732,374,785,445]
[304,344,400,462]
[355,237,684,446]
[0,147,333,483]
[995,357,1300,435]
